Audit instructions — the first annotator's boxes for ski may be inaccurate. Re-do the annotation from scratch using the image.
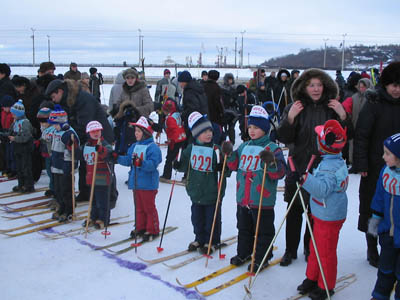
[0,210,87,233]
[159,178,185,186]
[2,209,52,220]
[283,273,356,300]
[4,215,87,237]
[0,195,50,206]
[1,200,50,213]
[0,187,48,199]
[0,176,17,183]
[277,186,284,192]
[165,238,238,270]
[194,257,282,297]
[139,235,237,265]
[109,226,178,255]
[177,264,237,288]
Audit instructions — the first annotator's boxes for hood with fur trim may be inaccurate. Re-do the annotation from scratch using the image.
[291,68,338,105]
[64,79,81,108]
[115,100,141,120]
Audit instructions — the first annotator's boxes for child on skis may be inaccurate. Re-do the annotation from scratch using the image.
[9,100,35,193]
[174,112,230,254]
[44,105,79,221]
[0,95,16,178]
[369,133,400,300]
[83,121,113,229]
[117,116,162,241]
[159,99,186,181]
[296,120,348,300]
[222,105,286,271]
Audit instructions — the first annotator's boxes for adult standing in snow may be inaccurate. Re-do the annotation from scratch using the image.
[64,62,81,81]
[108,71,125,110]
[277,68,353,267]
[220,72,239,145]
[0,64,17,101]
[89,67,103,101]
[154,68,177,104]
[273,69,291,114]
[353,61,400,268]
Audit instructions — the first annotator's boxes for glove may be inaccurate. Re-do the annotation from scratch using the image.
[111,151,119,162]
[215,163,223,172]
[62,123,70,131]
[259,150,275,165]
[33,140,41,148]
[173,160,180,170]
[221,141,233,157]
[368,217,381,237]
[289,171,306,185]
[95,145,103,152]
[132,155,142,167]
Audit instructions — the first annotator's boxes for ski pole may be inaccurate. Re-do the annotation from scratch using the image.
[205,153,228,267]
[244,155,316,297]
[131,153,140,253]
[291,156,331,300]
[71,134,76,221]
[85,138,101,238]
[103,160,114,239]
[157,149,182,253]
[247,162,268,286]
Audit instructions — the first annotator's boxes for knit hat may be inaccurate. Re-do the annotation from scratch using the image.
[384,133,400,159]
[89,67,97,75]
[86,120,103,133]
[122,68,138,79]
[130,116,153,135]
[48,105,68,125]
[380,61,400,86]
[10,99,25,118]
[164,69,171,75]
[201,70,208,77]
[45,79,64,97]
[208,70,220,81]
[38,61,56,73]
[177,71,192,83]
[36,107,52,120]
[81,72,89,80]
[0,95,15,108]
[247,105,270,134]
[315,120,347,154]
[70,62,77,68]
[188,111,212,139]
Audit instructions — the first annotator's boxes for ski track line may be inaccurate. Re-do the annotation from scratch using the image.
[43,226,206,300]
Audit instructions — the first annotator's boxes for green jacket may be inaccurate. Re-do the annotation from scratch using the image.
[177,141,231,205]
[227,135,286,208]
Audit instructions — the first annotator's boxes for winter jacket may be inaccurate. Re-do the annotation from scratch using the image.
[64,69,81,81]
[227,134,286,208]
[220,75,238,111]
[116,81,153,118]
[109,72,125,108]
[181,80,209,125]
[273,69,291,113]
[89,74,102,100]
[83,137,112,186]
[277,68,353,175]
[0,77,17,101]
[40,125,55,157]
[371,166,400,248]
[154,77,177,103]
[176,141,230,205]
[11,117,33,154]
[59,79,114,144]
[1,109,13,129]
[302,154,348,221]
[117,137,161,190]
[164,112,186,143]
[79,80,90,94]
[203,79,224,125]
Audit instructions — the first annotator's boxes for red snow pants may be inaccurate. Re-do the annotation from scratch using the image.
[133,190,159,235]
[306,216,344,290]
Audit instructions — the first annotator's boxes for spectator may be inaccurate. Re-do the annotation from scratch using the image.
[64,62,81,81]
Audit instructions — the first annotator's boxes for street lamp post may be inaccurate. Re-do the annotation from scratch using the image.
[138,29,142,66]
[341,33,347,71]
[31,28,36,66]
[47,35,51,61]
[323,38,329,69]
[240,30,246,68]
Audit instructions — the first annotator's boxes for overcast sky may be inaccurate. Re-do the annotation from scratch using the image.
[1,0,399,66]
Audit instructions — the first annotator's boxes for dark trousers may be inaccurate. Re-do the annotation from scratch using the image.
[78,158,90,198]
[236,205,275,263]
[45,157,54,192]
[284,180,311,257]
[62,173,73,215]
[191,202,221,246]
[15,149,33,189]
[5,143,16,172]
[90,185,110,223]
[162,141,185,179]
[53,173,63,207]
[372,233,400,300]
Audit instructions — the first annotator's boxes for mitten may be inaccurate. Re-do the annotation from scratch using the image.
[259,150,275,165]
[289,171,306,185]
[221,141,233,157]
[111,151,119,161]
[368,217,381,237]
[133,155,142,167]
[62,123,70,131]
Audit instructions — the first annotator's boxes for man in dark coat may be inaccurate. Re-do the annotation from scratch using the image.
[353,61,400,268]
[0,64,17,102]
[64,62,81,81]
[46,79,114,202]
[89,67,103,101]
[273,69,291,113]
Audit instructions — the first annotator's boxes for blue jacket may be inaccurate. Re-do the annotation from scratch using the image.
[302,154,348,221]
[118,137,161,190]
[371,166,400,248]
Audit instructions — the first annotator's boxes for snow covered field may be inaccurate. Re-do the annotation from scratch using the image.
[0,133,383,300]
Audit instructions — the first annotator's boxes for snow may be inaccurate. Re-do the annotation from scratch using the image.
[0,127,384,300]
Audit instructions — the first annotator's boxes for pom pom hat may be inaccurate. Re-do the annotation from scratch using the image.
[247,105,270,134]
[384,133,400,159]
[188,111,212,139]
[10,99,25,118]
[130,116,153,135]
[315,120,347,154]
[86,121,103,133]
[36,107,52,120]
[48,105,68,125]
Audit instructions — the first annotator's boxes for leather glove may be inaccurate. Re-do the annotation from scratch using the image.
[368,217,381,237]
[221,141,233,157]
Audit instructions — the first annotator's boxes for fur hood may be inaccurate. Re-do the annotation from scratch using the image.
[291,68,338,105]
[115,100,140,120]
[64,79,81,107]
[277,69,291,84]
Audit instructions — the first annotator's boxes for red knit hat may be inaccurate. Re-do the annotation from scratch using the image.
[315,120,347,154]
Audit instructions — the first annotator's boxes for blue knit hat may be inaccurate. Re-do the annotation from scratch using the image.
[48,104,68,125]
[247,105,270,134]
[0,95,15,108]
[10,99,25,118]
[384,133,400,159]
[177,71,192,83]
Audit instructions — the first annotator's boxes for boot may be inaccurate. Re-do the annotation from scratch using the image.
[130,229,145,239]
[248,260,269,272]
[12,185,23,192]
[142,232,159,242]
[199,244,216,255]
[188,241,201,252]
[280,250,297,266]
[297,278,318,295]
[309,287,334,300]
[230,255,251,266]
[366,233,379,268]
[94,220,105,230]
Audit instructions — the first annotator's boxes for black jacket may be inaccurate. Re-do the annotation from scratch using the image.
[203,80,224,125]
[0,77,17,101]
[181,79,209,126]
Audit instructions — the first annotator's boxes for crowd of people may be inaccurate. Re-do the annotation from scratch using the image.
[0,60,400,300]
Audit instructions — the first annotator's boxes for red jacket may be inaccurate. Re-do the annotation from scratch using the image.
[1,109,14,129]
[165,112,186,143]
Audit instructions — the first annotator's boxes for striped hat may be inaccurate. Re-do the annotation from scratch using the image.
[48,105,68,125]
[36,107,52,120]
[188,111,212,139]
[10,99,25,118]
[384,133,400,159]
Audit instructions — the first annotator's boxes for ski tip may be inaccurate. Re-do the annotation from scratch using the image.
[176,278,183,286]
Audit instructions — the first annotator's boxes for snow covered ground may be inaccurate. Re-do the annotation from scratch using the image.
[0,127,383,300]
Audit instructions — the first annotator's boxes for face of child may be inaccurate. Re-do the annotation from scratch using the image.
[248,125,265,140]
[54,124,61,131]
[197,129,213,143]
[40,122,50,130]
[89,129,102,140]
[383,146,400,168]
[135,127,144,141]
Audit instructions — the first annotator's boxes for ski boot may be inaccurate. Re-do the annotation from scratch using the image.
[130,229,145,239]
[142,232,159,242]
[230,255,251,266]
[309,287,334,300]
[188,241,201,252]
[297,278,318,295]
